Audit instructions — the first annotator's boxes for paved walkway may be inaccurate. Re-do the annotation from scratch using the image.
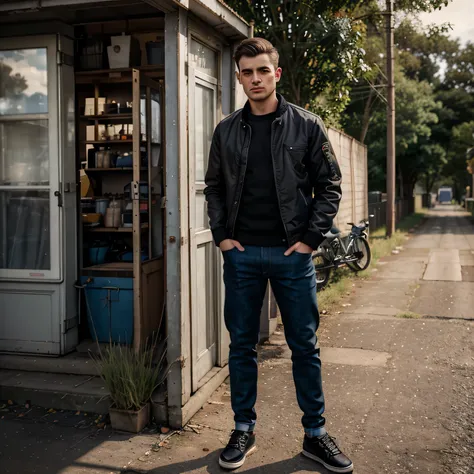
[1,205,473,474]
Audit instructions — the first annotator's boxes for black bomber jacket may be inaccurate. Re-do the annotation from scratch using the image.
[204,94,342,250]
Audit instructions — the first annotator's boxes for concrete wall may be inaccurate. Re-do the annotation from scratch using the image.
[328,127,368,232]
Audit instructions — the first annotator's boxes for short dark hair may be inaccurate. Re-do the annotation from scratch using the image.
[234,37,279,70]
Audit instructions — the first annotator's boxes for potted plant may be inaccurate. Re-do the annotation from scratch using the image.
[93,340,168,433]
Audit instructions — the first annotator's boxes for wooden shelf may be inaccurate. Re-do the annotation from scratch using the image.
[84,140,153,145]
[81,114,133,121]
[85,140,133,145]
[81,262,134,277]
[84,223,149,233]
[77,65,165,346]
[84,167,147,173]
[76,65,164,76]
[83,262,133,270]
[75,66,164,84]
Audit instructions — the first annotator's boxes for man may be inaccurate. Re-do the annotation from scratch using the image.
[204,37,353,473]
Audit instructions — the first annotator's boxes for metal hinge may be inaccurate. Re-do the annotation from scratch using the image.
[63,316,78,333]
[54,190,63,207]
[57,51,74,67]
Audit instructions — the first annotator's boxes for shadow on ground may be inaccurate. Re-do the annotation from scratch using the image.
[117,450,331,474]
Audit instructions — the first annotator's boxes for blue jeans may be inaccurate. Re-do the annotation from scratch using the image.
[223,246,325,437]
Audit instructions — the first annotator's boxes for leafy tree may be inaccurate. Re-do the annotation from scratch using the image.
[433,42,474,199]
[418,143,447,194]
[226,0,369,123]
[344,16,455,142]
[443,42,474,93]
[394,0,451,11]
[364,69,441,196]
[444,121,474,199]
[467,147,474,198]
[226,0,453,122]
[395,20,458,84]
[343,10,473,200]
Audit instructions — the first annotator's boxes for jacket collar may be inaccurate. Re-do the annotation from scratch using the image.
[242,93,288,123]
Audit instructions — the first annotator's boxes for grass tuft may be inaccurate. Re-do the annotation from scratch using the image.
[395,311,422,319]
[317,212,426,314]
[91,338,170,411]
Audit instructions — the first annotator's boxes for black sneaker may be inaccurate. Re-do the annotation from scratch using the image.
[219,430,256,470]
[302,433,353,473]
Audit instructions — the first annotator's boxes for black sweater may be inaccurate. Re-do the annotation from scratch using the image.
[233,111,287,247]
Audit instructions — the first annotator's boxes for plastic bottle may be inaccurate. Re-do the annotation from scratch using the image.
[103,149,111,169]
[96,147,105,168]
[109,196,122,227]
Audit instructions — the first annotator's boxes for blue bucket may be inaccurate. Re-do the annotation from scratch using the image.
[80,276,133,344]
[89,246,109,265]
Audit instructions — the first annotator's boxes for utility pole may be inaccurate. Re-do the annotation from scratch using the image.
[249,20,255,38]
[386,0,396,237]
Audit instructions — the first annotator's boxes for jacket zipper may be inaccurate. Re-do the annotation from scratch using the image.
[231,123,251,238]
[270,119,290,244]
[298,188,308,206]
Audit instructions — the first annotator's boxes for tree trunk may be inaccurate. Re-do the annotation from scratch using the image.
[424,175,430,195]
[425,173,437,195]
[398,168,404,199]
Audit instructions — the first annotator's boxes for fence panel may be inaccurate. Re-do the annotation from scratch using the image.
[368,201,387,230]
[369,198,415,231]
[328,128,368,234]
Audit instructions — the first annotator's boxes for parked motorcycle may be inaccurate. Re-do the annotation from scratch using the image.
[313,218,372,290]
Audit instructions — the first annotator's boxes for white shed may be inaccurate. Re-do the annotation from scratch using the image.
[0,0,250,428]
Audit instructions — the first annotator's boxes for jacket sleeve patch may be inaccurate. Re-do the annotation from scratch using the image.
[321,142,341,180]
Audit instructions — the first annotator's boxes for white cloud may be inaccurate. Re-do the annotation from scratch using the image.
[419,0,474,45]
[0,48,47,97]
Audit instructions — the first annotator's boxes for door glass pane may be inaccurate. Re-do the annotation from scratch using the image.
[0,48,48,115]
[0,190,50,270]
[195,192,208,229]
[195,83,214,183]
[190,41,217,77]
[0,120,49,185]
[196,243,216,352]
[151,95,161,145]
[150,91,163,257]
[140,91,161,146]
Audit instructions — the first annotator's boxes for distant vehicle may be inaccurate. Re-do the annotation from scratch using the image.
[438,186,453,204]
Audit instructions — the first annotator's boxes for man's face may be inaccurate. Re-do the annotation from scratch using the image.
[236,53,282,102]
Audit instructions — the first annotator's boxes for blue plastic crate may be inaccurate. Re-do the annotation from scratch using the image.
[81,276,133,344]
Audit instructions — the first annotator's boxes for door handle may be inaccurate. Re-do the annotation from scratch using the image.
[54,190,63,207]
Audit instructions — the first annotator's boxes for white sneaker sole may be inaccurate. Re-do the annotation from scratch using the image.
[302,450,354,473]
[219,445,257,470]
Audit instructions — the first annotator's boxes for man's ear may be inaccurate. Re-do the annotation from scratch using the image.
[235,70,241,84]
[275,67,282,83]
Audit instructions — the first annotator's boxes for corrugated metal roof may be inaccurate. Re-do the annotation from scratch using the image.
[0,0,249,38]
[216,0,249,26]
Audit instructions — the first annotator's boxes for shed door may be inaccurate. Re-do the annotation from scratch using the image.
[188,56,220,390]
[0,36,62,281]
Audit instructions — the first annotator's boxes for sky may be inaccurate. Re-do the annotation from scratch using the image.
[419,0,473,45]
